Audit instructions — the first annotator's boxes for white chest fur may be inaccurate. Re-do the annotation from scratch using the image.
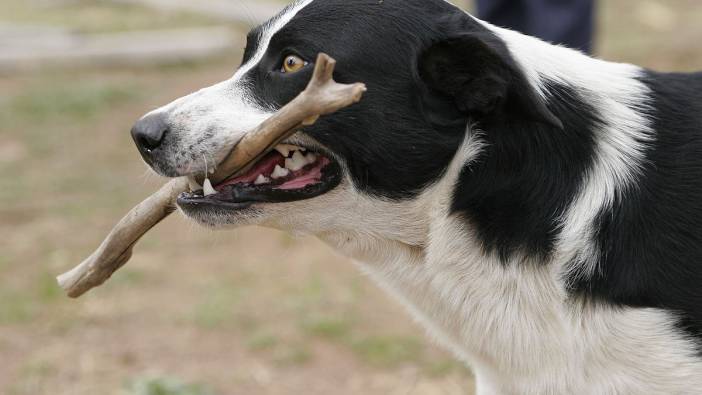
[322,214,702,395]
[318,134,702,395]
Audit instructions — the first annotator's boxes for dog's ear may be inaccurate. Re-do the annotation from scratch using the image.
[418,32,562,129]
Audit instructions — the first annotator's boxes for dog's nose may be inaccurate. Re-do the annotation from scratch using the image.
[131,113,169,162]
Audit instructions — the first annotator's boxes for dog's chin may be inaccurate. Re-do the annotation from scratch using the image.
[176,145,342,228]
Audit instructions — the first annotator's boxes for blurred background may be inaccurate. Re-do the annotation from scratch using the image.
[1,1,700,394]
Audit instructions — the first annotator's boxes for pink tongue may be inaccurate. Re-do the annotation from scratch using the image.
[216,152,283,189]
[214,151,330,192]
[276,158,329,190]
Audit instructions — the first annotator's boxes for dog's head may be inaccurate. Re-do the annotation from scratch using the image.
[130,0,558,244]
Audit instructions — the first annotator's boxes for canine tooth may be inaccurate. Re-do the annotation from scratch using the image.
[305,153,317,164]
[203,178,217,196]
[271,165,290,179]
[274,144,303,158]
[254,174,270,185]
[274,146,291,157]
[285,150,307,171]
[188,177,202,191]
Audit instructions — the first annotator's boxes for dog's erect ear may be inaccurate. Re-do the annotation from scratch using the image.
[418,32,562,129]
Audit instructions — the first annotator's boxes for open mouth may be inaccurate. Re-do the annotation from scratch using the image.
[177,144,341,210]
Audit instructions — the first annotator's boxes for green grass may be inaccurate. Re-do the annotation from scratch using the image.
[125,376,214,395]
[271,343,313,367]
[0,254,9,268]
[190,285,244,329]
[351,335,424,369]
[422,359,465,378]
[301,314,353,340]
[112,269,148,286]
[245,331,313,367]
[0,290,36,324]
[6,81,139,123]
[36,270,62,303]
[0,0,217,34]
[7,359,58,395]
[246,333,279,351]
[0,267,71,325]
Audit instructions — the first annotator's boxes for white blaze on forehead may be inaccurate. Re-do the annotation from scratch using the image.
[136,0,316,176]
[233,0,315,81]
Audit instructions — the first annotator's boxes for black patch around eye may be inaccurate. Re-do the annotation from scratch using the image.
[233,0,489,200]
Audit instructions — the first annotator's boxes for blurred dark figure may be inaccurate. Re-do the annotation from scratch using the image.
[476,0,595,54]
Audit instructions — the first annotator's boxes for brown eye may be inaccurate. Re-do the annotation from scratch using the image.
[282,55,306,73]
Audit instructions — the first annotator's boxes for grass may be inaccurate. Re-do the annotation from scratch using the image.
[125,377,214,395]
[7,360,58,395]
[350,335,424,369]
[0,290,36,324]
[271,343,313,366]
[302,315,353,340]
[246,333,279,351]
[190,285,244,329]
[7,81,139,123]
[36,270,63,303]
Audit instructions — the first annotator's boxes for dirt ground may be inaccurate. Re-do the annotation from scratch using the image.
[1,1,700,395]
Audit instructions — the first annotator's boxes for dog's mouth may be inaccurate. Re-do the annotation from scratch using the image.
[177,144,341,210]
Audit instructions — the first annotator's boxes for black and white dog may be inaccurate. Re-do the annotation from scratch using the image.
[130,0,702,393]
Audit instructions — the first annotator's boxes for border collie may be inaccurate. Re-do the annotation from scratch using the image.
[129,0,702,393]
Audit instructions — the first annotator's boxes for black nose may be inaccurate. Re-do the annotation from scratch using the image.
[131,113,169,162]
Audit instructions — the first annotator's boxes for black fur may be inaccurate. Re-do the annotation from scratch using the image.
[418,31,562,129]
[451,81,600,260]
[239,0,702,346]
[415,21,599,261]
[569,71,702,346]
[239,0,495,199]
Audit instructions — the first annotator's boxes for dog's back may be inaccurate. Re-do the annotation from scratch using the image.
[567,70,702,345]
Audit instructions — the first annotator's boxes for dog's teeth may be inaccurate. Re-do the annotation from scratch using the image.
[188,177,202,192]
[271,165,290,179]
[203,178,217,196]
[274,144,304,158]
[275,145,292,158]
[254,174,270,185]
[285,150,307,171]
[305,153,317,164]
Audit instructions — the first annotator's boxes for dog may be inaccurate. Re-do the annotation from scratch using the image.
[129,0,702,393]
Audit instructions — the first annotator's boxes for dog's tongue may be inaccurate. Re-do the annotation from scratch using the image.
[216,151,283,188]
[277,158,328,190]
[213,150,329,191]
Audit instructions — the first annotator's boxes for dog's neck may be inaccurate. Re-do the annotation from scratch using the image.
[309,30,681,393]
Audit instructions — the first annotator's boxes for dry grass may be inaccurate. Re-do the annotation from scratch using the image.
[0,1,700,394]
[0,29,470,395]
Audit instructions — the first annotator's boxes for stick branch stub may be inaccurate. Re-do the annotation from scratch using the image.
[57,53,366,298]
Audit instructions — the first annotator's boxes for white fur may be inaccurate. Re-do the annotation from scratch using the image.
[139,0,314,176]
[481,22,657,284]
[338,134,702,395]
[150,4,702,394]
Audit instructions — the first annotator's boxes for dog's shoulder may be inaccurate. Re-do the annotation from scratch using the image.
[565,68,702,345]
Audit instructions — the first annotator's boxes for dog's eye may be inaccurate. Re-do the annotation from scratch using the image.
[281,55,307,73]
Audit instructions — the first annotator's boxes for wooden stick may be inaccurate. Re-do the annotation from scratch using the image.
[57,53,366,298]
[57,178,187,297]
[208,53,365,184]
